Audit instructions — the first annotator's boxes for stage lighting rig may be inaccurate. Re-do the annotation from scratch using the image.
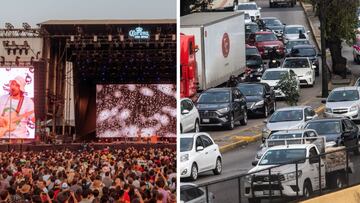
[5,23,14,30]
[22,23,31,30]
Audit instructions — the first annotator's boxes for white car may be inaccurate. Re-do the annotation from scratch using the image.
[260,68,300,98]
[262,106,318,140]
[180,183,215,203]
[180,133,222,181]
[235,2,261,20]
[282,57,316,87]
[181,98,200,133]
[323,86,360,120]
[283,25,310,42]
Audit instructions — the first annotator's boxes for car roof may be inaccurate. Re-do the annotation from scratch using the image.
[284,57,309,60]
[239,2,257,5]
[268,144,314,150]
[332,86,360,91]
[246,22,258,26]
[276,106,309,111]
[264,68,290,72]
[285,25,305,28]
[205,87,232,92]
[262,17,278,20]
[292,44,316,49]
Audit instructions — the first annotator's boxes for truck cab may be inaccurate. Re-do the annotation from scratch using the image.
[180,33,198,99]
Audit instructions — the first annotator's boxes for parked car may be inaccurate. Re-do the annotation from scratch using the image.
[353,36,360,64]
[323,87,360,121]
[261,17,285,39]
[260,68,300,98]
[290,44,320,76]
[305,118,360,153]
[255,129,318,160]
[237,82,276,117]
[283,25,310,42]
[236,2,261,20]
[262,106,318,141]
[245,45,266,81]
[181,98,200,133]
[282,57,316,87]
[196,88,247,129]
[285,39,310,56]
[245,22,260,40]
[180,133,222,181]
[180,183,215,203]
[247,31,285,58]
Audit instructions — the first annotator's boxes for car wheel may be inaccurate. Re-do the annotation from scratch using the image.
[190,163,198,181]
[228,114,235,130]
[248,198,261,203]
[240,111,248,125]
[264,105,269,118]
[194,120,200,133]
[303,180,312,198]
[213,157,222,175]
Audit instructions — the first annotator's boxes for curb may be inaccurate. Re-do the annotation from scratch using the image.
[300,1,321,50]
[219,140,247,153]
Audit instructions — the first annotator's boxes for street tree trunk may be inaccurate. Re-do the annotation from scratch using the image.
[327,39,347,78]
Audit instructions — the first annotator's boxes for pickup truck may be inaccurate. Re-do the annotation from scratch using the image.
[269,0,296,8]
[244,137,353,203]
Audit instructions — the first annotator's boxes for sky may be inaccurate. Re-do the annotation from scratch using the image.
[0,0,176,27]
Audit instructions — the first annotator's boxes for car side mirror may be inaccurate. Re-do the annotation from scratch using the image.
[312,65,316,69]
[321,99,326,104]
[182,109,190,115]
[305,116,313,121]
[263,119,268,124]
[196,146,204,151]
[252,160,258,166]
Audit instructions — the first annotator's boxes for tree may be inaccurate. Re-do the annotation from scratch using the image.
[181,0,213,16]
[320,0,359,77]
[277,72,300,106]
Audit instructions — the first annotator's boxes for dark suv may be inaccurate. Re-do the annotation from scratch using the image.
[196,87,247,130]
[290,44,319,76]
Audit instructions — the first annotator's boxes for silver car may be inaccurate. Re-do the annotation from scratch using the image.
[283,25,310,43]
[180,183,215,203]
[262,106,318,141]
[323,86,360,120]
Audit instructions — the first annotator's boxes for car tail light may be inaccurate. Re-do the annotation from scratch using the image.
[245,67,252,73]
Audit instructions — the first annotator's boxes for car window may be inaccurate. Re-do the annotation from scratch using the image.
[182,100,194,112]
[309,147,318,158]
[180,186,204,201]
[283,58,310,69]
[196,137,203,148]
[344,119,355,131]
[306,130,317,137]
[200,135,213,148]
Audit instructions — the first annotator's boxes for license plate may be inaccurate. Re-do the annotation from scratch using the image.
[202,119,210,123]
[263,190,274,196]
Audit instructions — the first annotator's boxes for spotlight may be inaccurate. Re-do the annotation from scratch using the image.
[5,23,14,30]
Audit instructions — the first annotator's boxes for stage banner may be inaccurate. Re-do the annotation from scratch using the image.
[96,84,176,138]
[0,67,35,139]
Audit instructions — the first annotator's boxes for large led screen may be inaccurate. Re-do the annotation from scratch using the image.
[96,84,176,138]
[0,67,35,139]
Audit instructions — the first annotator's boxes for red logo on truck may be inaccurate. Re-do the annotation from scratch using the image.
[222,33,230,58]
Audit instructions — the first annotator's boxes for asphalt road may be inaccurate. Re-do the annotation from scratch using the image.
[202,0,322,147]
[181,1,360,202]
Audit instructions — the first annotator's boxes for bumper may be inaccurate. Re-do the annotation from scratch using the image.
[244,180,301,198]
[180,163,191,178]
[248,105,265,115]
[199,113,232,127]
[324,111,359,120]
[298,75,313,85]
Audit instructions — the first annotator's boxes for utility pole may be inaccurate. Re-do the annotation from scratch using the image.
[320,0,328,97]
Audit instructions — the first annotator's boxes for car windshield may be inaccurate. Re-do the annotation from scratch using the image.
[270,133,303,139]
[238,4,257,10]
[269,110,303,122]
[197,91,230,103]
[262,71,287,80]
[291,48,316,56]
[256,33,278,42]
[327,90,359,102]
[305,121,341,135]
[238,84,264,96]
[180,138,193,152]
[263,19,282,26]
[259,149,306,165]
[283,59,310,68]
[246,47,259,56]
[285,27,305,34]
[286,40,310,49]
[246,24,259,33]
[246,55,262,66]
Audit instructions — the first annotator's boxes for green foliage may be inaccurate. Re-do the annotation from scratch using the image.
[324,0,359,45]
[277,72,300,106]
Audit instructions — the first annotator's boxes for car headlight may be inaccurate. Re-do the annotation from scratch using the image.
[325,108,332,113]
[245,175,253,183]
[255,100,264,106]
[180,154,189,162]
[285,170,302,181]
[350,106,358,112]
[217,107,230,114]
[306,71,312,76]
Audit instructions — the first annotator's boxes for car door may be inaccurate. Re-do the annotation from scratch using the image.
[344,119,358,144]
[308,146,321,190]
[180,185,206,203]
[200,135,217,170]
[194,135,207,172]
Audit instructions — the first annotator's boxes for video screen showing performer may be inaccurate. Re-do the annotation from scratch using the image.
[96,84,176,138]
[0,68,35,139]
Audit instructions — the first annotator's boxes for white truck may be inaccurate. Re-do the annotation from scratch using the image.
[181,12,246,91]
[244,137,353,203]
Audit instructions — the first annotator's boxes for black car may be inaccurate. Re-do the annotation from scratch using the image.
[245,22,260,40]
[305,118,360,154]
[237,83,276,117]
[246,45,266,81]
[261,17,285,39]
[196,87,247,130]
[290,44,320,76]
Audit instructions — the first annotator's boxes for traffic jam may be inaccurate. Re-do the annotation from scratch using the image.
[180,1,360,203]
